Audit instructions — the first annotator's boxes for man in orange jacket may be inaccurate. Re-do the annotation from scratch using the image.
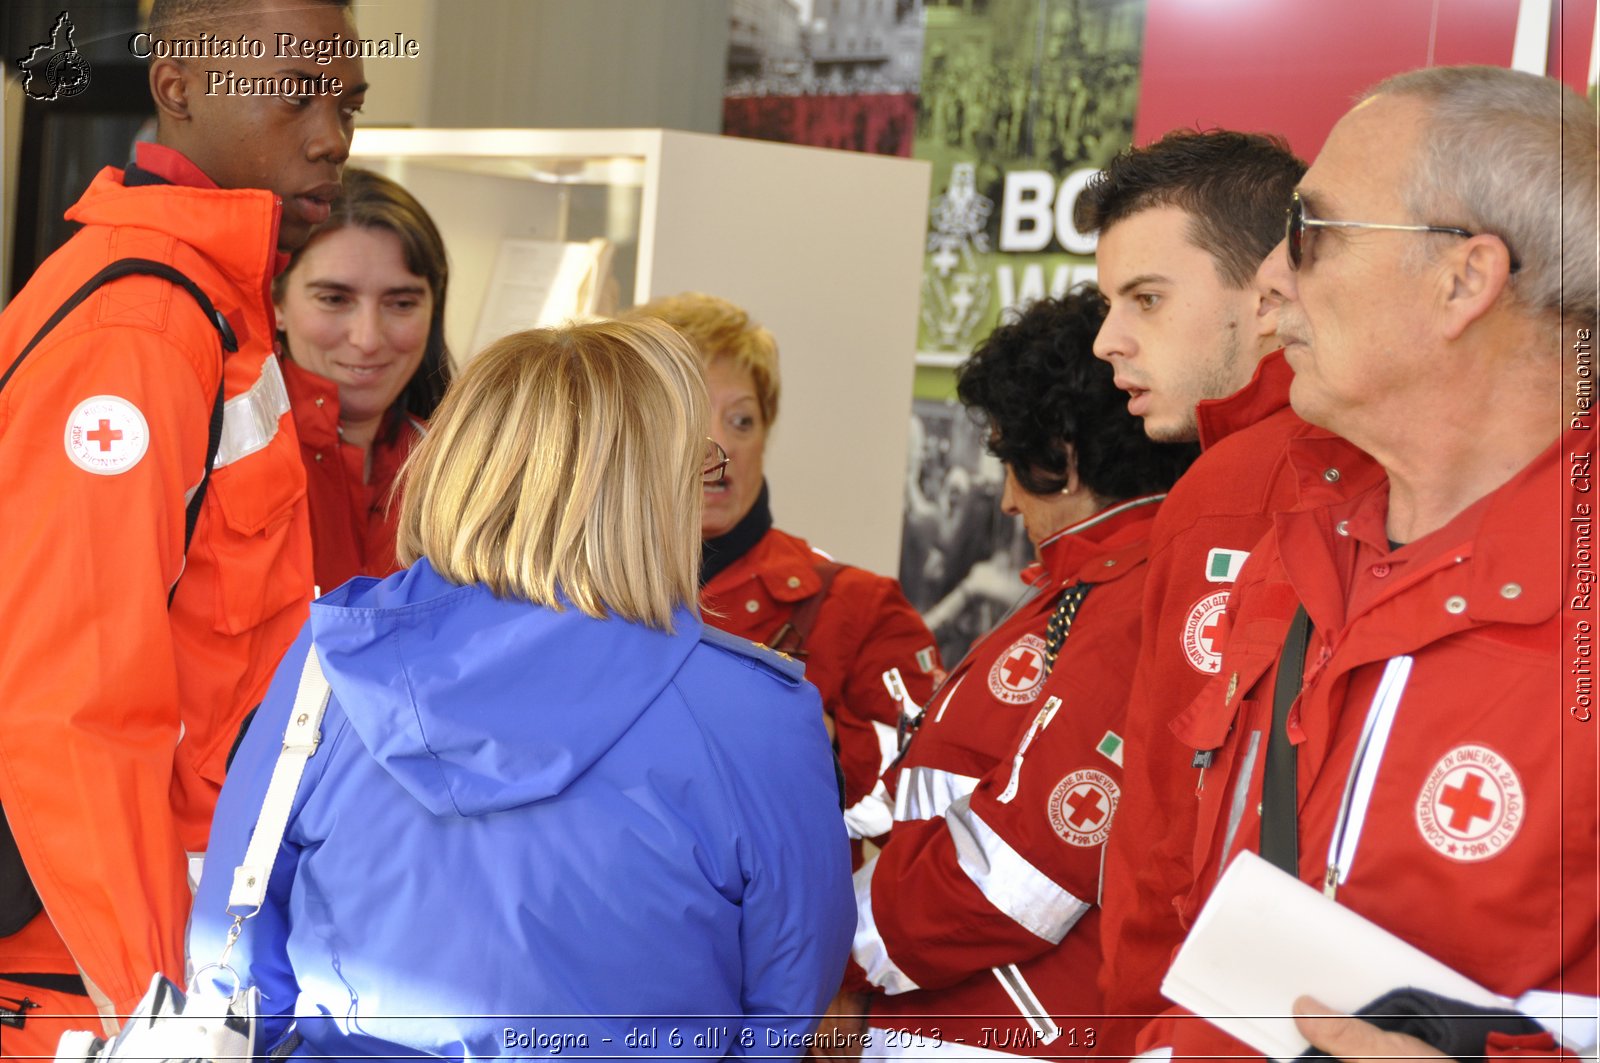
[0,1,367,1054]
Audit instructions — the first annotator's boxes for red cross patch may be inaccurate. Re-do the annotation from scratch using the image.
[1048,768,1120,847]
[1415,744,1524,862]
[64,395,149,475]
[1181,590,1231,674]
[988,633,1048,705]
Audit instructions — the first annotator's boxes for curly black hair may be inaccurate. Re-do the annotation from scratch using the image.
[956,286,1198,501]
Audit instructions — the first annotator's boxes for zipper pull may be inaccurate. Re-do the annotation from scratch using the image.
[1302,642,1334,694]
[1322,865,1340,900]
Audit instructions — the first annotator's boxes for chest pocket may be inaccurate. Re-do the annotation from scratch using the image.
[202,356,309,634]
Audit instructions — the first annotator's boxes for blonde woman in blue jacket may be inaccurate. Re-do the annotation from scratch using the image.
[189,319,855,1059]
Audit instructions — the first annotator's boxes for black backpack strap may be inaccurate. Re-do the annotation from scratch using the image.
[0,258,237,604]
[1260,604,1312,873]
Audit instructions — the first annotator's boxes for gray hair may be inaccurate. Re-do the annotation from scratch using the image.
[1365,65,1597,323]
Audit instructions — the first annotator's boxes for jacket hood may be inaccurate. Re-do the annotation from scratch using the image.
[66,167,279,306]
[309,559,701,817]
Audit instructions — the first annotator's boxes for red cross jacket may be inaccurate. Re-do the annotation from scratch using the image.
[281,355,422,594]
[853,495,1163,1054]
[0,153,311,1027]
[1142,436,1596,1058]
[1094,352,1323,1052]
[701,526,941,842]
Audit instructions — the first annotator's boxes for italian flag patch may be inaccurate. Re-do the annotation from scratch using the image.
[1205,548,1250,583]
[1096,730,1124,767]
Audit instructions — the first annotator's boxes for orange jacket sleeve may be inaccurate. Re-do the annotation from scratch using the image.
[0,318,215,1011]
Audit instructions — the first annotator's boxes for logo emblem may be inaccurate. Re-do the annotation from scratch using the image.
[1181,591,1230,674]
[65,396,149,475]
[921,162,994,351]
[988,633,1047,704]
[1048,768,1120,847]
[1415,744,1524,862]
[16,12,92,102]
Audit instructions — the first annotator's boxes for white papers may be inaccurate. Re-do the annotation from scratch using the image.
[470,237,615,355]
[1161,851,1509,1062]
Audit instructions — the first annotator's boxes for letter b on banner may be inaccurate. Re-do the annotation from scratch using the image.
[998,169,1099,255]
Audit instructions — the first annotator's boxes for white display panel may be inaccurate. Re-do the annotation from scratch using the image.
[350,128,930,577]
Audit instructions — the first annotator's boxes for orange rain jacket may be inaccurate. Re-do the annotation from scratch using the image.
[0,162,312,1020]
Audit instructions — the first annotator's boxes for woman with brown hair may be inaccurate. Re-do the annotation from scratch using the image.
[275,167,453,591]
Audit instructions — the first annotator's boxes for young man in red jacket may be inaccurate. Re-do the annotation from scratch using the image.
[1070,130,1309,1053]
[1145,65,1596,1062]
[0,1,366,1053]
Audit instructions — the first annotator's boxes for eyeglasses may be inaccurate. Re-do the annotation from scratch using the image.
[1285,192,1518,272]
[701,438,729,485]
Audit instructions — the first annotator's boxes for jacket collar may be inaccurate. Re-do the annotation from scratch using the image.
[280,354,343,447]
[1195,349,1294,452]
[1030,493,1165,587]
[130,142,218,189]
[65,163,281,307]
[1280,433,1561,629]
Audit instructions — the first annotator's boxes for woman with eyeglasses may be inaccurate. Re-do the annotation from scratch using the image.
[189,319,854,1058]
[628,292,943,863]
[842,287,1197,1056]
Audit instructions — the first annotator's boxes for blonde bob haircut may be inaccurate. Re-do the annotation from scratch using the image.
[626,292,781,427]
[396,318,708,631]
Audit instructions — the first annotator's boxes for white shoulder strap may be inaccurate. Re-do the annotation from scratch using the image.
[226,645,332,916]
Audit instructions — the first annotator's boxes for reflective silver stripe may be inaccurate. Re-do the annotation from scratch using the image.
[1220,729,1262,863]
[1515,990,1600,1055]
[1034,492,1166,548]
[933,672,967,724]
[212,355,290,470]
[991,964,1061,1044]
[1326,656,1412,892]
[947,795,1090,943]
[893,765,980,823]
[852,856,921,994]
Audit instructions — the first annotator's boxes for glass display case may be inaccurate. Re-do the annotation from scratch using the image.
[350,127,931,576]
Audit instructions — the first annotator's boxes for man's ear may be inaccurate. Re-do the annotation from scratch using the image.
[1439,236,1515,341]
[1253,284,1285,340]
[148,57,194,124]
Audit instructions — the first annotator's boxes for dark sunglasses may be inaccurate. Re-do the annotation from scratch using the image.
[1285,192,1519,273]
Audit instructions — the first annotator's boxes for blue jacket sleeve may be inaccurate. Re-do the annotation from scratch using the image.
[723,681,856,1056]
[187,624,314,1051]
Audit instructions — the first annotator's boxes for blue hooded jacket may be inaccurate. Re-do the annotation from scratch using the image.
[189,559,855,1059]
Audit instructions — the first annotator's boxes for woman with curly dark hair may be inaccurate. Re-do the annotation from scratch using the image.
[842,286,1197,1057]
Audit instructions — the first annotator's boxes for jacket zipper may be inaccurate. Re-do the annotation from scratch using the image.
[1323,656,1413,899]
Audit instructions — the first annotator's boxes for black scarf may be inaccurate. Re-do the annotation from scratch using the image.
[701,480,772,587]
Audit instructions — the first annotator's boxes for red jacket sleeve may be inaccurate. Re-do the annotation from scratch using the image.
[816,571,941,814]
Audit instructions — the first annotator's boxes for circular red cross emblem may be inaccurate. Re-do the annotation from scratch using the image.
[988,633,1048,705]
[1415,744,1524,863]
[1048,768,1120,847]
[1181,591,1230,674]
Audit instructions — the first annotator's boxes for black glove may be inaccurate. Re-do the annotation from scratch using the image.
[1297,987,1546,1063]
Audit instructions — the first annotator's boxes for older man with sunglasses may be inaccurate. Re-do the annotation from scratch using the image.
[1138,65,1597,1061]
